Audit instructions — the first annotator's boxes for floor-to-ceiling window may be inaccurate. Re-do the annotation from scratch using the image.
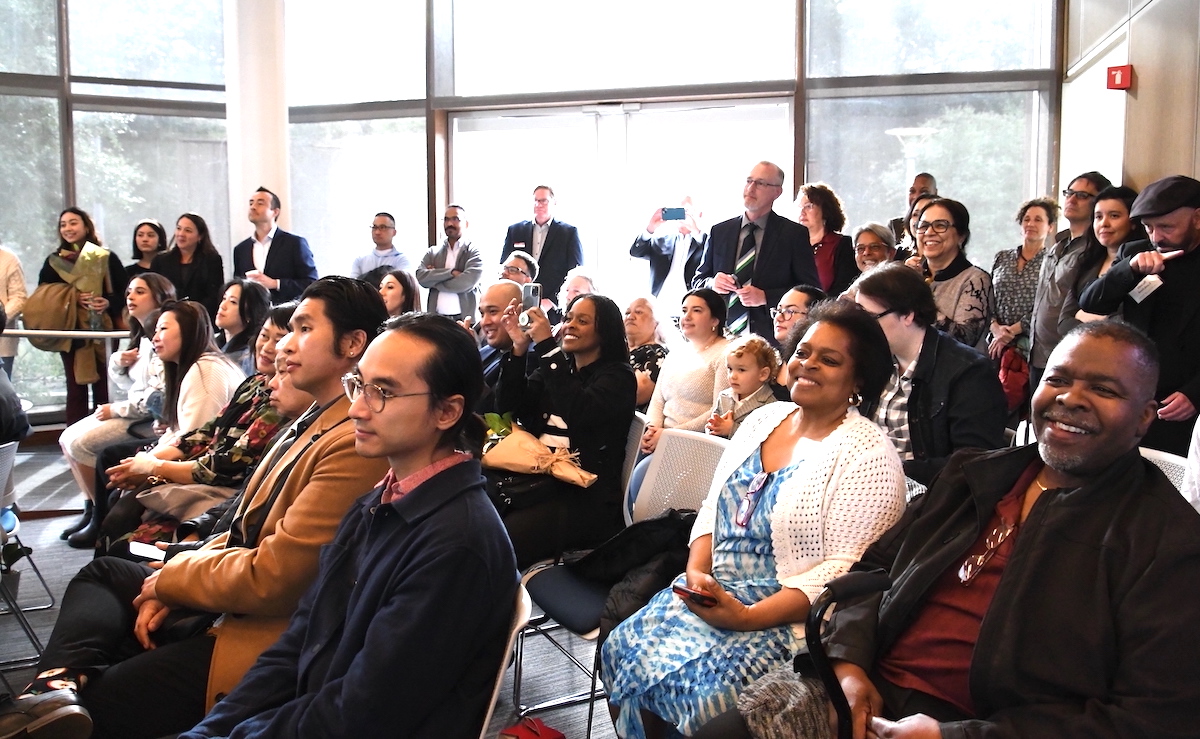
[285,0,427,277]
[0,0,227,414]
[804,0,1058,270]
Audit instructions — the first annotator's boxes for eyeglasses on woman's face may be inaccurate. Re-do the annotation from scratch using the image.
[915,219,955,235]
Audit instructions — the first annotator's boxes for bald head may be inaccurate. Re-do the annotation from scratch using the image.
[478,280,522,350]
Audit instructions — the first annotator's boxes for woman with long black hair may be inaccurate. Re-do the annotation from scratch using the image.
[58,273,175,546]
[215,278,271,374]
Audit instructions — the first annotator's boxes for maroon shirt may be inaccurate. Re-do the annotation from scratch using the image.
[875,461,1040,716]
[812,231,841,293]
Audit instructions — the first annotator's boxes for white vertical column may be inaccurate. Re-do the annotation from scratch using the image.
[224,0,291,253]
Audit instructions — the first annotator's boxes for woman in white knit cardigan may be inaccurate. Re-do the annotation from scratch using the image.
[641,288,731,454]
[604,301,907,739]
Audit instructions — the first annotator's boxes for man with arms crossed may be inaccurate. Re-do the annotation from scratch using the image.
[1078,175,1200,455]
[1027,170,1110,386]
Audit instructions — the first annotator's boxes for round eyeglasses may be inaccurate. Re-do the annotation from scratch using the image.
[342,373,431,412]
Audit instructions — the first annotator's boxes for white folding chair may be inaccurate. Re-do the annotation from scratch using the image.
[620,412,648,498]
[0,442,53,612]
[479,584,532,739]
[1139,446,1188,491]
[627,429,729,524]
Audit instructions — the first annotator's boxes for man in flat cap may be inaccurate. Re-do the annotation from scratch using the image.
[1079,174,1200,454]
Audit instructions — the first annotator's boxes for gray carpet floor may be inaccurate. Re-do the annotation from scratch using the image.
[0,445,618,738]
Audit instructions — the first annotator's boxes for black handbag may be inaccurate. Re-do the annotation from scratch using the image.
[484,469,562,515]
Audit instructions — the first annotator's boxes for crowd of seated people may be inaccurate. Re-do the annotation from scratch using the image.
[3,165,1199,739]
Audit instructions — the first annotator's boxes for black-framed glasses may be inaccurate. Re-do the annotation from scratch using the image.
[501,265,530,279]
[342,373,431,413]
[916,219,954,234]
[958,517,1017,585]
[770,307,806,321]
[866,308,895,321]
[1061,189,1096,201]
[369,224,395,231]
[745,178,783,189]
[735,471,771,526]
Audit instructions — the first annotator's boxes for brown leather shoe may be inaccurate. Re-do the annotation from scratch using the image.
[0,690,92,739]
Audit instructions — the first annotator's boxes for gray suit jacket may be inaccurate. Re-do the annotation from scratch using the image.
[415,240,483,317]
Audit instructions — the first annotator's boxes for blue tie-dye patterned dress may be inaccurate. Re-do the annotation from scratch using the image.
[601,447,807,738]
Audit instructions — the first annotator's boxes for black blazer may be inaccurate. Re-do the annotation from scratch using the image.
[150,249,225,319]
[629,232,707,298]
[691,211,816,338]
[501,219,583,304]
[232,229,318,302]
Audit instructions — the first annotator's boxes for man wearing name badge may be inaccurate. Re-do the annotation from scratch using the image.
[501,185,583,307]
[232,187,319,302]
[691,161,817,340]
[1078,175,1200,456]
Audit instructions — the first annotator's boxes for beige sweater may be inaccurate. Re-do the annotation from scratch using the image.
[647,337,731,431]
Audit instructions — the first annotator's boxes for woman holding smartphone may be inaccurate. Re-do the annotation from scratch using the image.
[496,292,637,569]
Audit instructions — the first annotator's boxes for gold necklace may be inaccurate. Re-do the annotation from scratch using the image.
[1032,475,1048,493]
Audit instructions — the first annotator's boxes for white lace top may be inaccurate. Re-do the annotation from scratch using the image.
[691,403,906,612]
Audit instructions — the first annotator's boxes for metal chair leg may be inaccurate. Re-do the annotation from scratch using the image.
[11,536,54,612]
[0,577,43,675]
[585,644,604,739]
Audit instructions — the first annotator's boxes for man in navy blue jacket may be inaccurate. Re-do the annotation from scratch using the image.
[501,185,583,306]
[180,313,518,738]
[233,187,319,302]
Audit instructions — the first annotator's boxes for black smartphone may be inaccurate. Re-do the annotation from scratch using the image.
[672,583,717,608]
[662,207,687,221]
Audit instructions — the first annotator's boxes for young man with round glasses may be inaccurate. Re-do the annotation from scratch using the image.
[180,313,517,738]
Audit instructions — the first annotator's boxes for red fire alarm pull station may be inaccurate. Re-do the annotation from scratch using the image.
[1108,65,1133,90]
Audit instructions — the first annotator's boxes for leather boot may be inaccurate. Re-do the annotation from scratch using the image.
[66,507,101,550]
[59,501,93,540]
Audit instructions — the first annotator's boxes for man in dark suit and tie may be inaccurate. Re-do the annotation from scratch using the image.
[629,198,707,309]
[691,161,817,340]
[232,187,319,302]
[501,185,583,305]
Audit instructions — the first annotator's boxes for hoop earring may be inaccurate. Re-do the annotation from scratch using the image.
[849,393,863,407]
